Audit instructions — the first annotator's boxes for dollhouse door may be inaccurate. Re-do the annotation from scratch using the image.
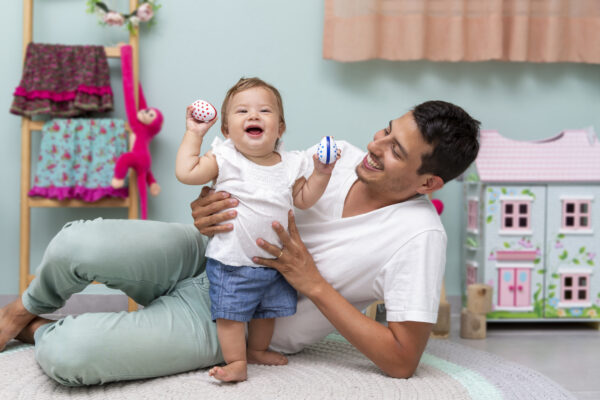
[514,268,531,307]
[498,268,516,307]
[498,267,531,307]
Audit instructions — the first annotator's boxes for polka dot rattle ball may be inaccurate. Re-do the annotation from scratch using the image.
[191,99,217,122]
[316,136,338,164]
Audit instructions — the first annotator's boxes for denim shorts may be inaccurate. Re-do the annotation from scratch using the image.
[205,257,297,322]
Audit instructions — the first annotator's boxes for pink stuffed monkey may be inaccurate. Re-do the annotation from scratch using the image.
[111,45,163,219]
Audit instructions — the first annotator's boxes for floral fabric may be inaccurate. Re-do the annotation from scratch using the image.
[29,119,129,202]
[10,43,113,117]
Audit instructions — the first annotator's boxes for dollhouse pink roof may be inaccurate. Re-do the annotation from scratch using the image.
[475,129,600,182]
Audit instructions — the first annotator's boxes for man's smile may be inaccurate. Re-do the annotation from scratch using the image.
[363,153,383,171]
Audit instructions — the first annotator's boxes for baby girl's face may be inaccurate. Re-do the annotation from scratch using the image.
[224,87,284,160]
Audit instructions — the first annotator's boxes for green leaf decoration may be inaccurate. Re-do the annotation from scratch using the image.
[573,259,580,265]
[549,292,555,298]
[534,258,541,264]
[486,215,493,224]
[467,173,479,182]
[558,234,565,239]
[559,250,568,260]
[579,247,586,254]
[537,269,546,275]
[488,199,495,204]
[552,273,560,279]
[487,188,493,192]
[504,242,511,248]
[549,284,556,289]
[588,260,595,266]
[466,238,478,248]
[501,188,507,194]
[597,293,600,298]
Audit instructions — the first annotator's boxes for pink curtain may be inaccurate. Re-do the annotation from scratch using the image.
[323,0,600,63]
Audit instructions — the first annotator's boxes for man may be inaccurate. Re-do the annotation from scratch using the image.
[0,100,479,385]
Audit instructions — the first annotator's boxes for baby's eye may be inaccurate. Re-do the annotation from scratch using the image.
[261,108,271,113]
[236,109,247,113]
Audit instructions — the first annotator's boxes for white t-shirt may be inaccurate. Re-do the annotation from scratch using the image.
[270,141,447,353]
[206,137,310,267]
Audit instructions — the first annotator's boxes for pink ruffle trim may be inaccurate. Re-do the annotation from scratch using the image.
[29,186,128,202]
[14,85,113,102]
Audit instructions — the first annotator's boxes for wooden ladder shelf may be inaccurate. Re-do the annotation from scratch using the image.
[19,0,142,311]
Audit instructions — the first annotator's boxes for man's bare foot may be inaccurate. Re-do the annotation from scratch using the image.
[208,360,247,382]
[247,349,288,366]
[15,316,53,344]
[0,298,36,351]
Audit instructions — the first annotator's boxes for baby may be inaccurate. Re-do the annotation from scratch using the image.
[175,77,340,382]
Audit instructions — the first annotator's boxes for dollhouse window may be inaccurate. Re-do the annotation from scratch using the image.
[501,200,531,231]
[466,262,478,285]
[560,273,590,305]
[467,199,479,231]
[562,199,592,230]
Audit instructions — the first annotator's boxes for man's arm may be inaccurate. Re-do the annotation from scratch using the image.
[253,211,432,378]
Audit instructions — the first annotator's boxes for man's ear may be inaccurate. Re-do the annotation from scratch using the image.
[417,175,444,195]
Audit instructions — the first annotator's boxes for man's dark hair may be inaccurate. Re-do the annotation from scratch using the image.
[412,100,480,183]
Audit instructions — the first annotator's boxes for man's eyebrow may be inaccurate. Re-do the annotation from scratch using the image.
[389,120,408,158]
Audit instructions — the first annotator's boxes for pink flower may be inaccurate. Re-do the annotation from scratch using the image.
[555,241,563,249]
[136,3,154,22]
[103,11,125,26]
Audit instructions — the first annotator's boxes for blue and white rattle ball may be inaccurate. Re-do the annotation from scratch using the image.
[316,136,338,164]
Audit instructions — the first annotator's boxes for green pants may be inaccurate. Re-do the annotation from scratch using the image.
[22,218,224,386]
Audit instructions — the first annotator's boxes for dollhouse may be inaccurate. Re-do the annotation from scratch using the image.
[462,129,600,321]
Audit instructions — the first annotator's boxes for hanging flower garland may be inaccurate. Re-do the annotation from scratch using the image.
[86,1,161,32]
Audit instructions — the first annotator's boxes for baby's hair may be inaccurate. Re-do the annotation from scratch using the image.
[221,77,286,134]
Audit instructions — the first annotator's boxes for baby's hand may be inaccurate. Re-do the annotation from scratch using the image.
[186,105,217,137]
[313,148,341,175]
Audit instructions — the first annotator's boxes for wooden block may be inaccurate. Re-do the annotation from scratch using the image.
[460,308,487,339]
[365,300,383,320]
[466,284,493,314]
[431,301,451,338]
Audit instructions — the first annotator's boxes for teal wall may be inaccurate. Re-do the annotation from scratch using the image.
[1,0,599,295]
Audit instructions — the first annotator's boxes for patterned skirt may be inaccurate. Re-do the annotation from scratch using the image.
[29,119,129,202]
[10,43,113,117]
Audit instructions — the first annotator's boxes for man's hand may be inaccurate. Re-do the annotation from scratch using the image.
[253,210,327,297]
[186,106,217,138]
[190,186,239,237]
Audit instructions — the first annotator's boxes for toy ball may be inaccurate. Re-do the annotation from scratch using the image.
[191,99,217,122]
[316,136,338,164]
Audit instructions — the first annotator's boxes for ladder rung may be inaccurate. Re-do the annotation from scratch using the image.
[104,46,121,58]
[28,197,130,208]
[28,121,131,132]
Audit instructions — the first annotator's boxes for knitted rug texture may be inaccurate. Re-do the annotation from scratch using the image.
[0,336,575,400]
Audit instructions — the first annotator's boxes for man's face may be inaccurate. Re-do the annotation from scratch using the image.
[356,111,436,202]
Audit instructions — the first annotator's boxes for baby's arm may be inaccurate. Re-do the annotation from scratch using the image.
[293,151,341,209]
[175,106,219,185]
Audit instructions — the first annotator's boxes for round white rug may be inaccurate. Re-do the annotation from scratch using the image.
[0,336,575,399]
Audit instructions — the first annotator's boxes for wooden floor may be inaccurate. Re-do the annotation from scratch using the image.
[447,315,599,400]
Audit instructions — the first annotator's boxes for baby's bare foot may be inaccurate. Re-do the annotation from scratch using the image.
[247,349,288,366]
[208,360,247,382]
[0,298,36,351]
